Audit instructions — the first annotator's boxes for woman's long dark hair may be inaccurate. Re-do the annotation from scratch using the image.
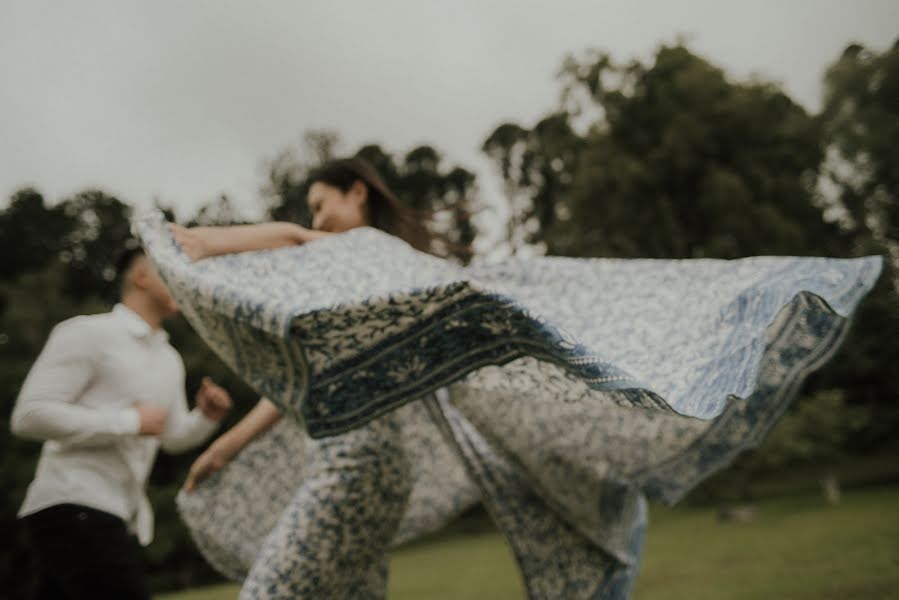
[307,157,434,254]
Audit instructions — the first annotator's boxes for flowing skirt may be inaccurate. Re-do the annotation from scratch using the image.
[135,211,881,598]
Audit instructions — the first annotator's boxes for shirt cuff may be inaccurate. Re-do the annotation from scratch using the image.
[117,408,142,435]
[191,408,221,433]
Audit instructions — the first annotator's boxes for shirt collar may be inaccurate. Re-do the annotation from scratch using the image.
[113,304,169,342]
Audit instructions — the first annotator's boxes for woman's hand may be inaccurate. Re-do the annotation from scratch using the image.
[184,446,229,492]
[182,398,283,493]
[169,224,211,261]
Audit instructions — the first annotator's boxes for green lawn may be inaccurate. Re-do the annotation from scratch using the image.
[158,485,899,600]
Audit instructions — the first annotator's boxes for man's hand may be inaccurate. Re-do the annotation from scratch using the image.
[196,377,232,422]
[136,404,169,436]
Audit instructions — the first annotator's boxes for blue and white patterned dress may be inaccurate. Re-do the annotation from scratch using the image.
[134,211,881,599]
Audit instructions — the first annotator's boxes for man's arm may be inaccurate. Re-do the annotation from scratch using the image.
[10,319,163,446]
[159,374,230,454]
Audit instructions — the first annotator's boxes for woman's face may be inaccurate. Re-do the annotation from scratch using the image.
[307,181,368,233]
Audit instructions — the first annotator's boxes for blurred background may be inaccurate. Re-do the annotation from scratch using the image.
[1,1,897,598]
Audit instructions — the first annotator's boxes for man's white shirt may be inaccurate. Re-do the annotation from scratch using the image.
[12,304,218,545]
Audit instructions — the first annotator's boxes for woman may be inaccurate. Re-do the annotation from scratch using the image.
[172,159,449,599]
[137,157,880,599]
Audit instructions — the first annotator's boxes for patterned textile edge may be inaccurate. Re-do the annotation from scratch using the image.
[295,284,651,438]
[637,291,853,504]
[293,275,879,439]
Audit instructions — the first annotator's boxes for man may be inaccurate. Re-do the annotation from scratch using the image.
[11,247,233,600]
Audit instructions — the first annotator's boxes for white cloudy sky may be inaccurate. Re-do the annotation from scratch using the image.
[1,0,896,223]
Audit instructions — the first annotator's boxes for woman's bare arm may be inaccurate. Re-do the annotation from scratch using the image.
[170,222,332,261]
[184,397,284,491]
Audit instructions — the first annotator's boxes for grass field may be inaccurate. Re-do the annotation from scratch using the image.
[158,485,899,600]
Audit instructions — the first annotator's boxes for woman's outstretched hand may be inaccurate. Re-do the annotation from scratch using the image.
[183,397,285,493]
[169,223,210,261]
[184,446,228,492]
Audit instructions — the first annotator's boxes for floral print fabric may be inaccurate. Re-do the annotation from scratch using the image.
[134,211,880,599]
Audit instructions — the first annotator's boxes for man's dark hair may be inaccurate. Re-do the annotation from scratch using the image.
[114,245,145,296]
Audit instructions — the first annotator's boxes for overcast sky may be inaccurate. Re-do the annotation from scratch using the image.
[1,0,896,224]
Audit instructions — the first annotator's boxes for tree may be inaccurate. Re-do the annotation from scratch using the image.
[482,115,582,252]
[0,188,74,280]
[814,40,899,448]
[484,44,848,259]
[56,189,135,301]
[189,195,247,227]
[398,145,479,262]
[820,39,899,262]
